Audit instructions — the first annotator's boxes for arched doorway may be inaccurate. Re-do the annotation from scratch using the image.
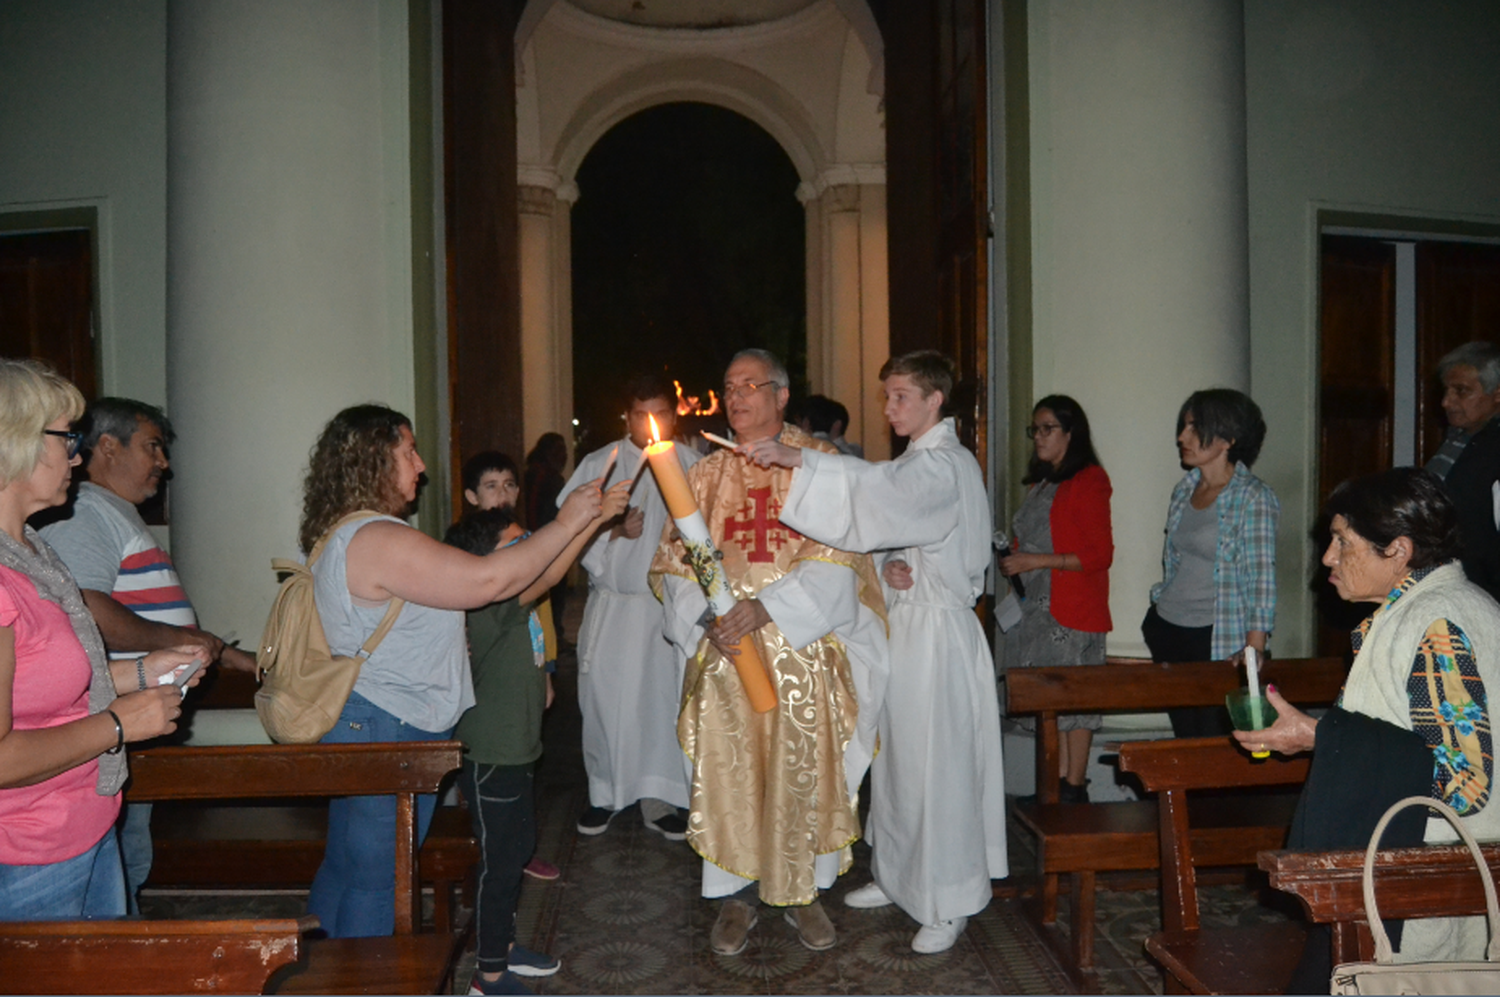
[569,102,805,454]
[514,0,890,462]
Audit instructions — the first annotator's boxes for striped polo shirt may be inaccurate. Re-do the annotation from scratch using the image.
[39,482,197,655]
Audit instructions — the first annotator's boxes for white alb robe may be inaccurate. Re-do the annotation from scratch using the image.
[562,437,700,810]
[779,417,1008,924]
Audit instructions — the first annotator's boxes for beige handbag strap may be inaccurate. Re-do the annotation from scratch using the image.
[307,510,406,659]
[1362,795,1500,962]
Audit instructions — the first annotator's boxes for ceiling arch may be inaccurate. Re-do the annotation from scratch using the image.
[517,0,883,96]
[550,57,826,185]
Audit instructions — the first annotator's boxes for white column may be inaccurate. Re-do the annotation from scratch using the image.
[1027,0,1249,655]
[517,171,576,463]
[805,169,889,461]
[166,0,415,642]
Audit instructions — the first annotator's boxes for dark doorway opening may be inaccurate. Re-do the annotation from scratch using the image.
[570,101,805,455]
[0,227,97,399]
[1315,231,1500,653]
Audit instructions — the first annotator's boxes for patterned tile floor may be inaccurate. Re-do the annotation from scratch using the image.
[143,594,1297,994]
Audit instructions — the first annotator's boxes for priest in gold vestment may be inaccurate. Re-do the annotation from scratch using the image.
[650,349,889,956]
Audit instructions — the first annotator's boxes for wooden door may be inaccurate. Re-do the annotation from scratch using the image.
[935,0,989,462]
[0,229,97,398]
[443,0,525,516]
[1317,236,1396,513]
[1315,234,1500,654]
[1416,241,1500,462]
[1316,235,1395,653]
[881,0,989,463]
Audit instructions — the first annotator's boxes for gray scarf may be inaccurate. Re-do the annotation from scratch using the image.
[0,526,125,794]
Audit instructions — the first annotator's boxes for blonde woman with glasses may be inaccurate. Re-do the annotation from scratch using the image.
[0,359,204,920]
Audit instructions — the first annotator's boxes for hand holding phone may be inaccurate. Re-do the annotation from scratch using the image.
[156,660,205,695]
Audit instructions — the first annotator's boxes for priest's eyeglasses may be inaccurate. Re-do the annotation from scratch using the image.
[1026,423,1062,440]
[723,380,776,400]
[44,429,84,458]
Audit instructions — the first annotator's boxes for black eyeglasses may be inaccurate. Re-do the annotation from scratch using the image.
[44,429,83,458]
[1026,423,1062,440]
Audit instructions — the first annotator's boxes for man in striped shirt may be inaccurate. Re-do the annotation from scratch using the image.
[40,397,256,911]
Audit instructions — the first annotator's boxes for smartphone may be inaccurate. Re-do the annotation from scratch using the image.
[156,660,205,693]
[995,542,1026,598]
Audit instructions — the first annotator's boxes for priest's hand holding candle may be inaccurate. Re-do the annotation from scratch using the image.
[646,415,778,713]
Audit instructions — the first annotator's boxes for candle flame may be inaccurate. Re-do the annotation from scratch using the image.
[673,380,720,417]
[648,413,661,444]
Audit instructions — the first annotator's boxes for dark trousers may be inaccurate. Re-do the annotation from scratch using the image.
[1141,605,1233,738]
[458,760,537,973]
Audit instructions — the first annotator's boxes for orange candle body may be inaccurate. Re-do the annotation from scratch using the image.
[647,440,777,714]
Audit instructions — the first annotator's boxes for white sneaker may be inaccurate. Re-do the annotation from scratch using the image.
[911,916,967,954]
[843,882,894,909]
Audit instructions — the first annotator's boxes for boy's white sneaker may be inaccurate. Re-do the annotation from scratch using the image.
[843,882,894,909]
[911,916,967,954]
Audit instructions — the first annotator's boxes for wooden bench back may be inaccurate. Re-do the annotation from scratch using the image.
[1118,737,1311,934]
[1006,657,1343,803]
[0,916,315,994]
[1262,842,1500,963]
[1005,656,1346,716]
[127,741,463,935]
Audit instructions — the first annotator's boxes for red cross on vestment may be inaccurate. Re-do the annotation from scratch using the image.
[722,486,801,563]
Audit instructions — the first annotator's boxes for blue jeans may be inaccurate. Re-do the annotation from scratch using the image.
[0,830,126,921]
[116,801,153,915]
[306,691,449,938]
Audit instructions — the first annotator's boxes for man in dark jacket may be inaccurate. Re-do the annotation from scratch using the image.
[1427,341,1500,600]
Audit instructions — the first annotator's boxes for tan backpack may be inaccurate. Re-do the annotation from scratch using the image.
[254,511,404,744]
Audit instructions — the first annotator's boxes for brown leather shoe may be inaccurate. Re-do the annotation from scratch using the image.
[784,899,836,951]
[710,899,757,956]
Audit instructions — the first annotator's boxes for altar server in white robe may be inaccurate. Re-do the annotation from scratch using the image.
[561,373,700,840]
[740,349,1007,954]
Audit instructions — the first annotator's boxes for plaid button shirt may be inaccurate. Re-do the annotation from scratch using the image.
[1151,462,1280,659]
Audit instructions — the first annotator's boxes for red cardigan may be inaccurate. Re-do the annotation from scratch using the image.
[1046,464,1113,633]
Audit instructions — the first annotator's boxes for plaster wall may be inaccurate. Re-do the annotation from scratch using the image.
[0,0,168,405]
[1026,0,1250,657]
[1245,1,1500,655]
[166,0,416,644]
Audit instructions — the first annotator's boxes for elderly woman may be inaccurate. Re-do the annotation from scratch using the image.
[1001,395,1113,803]
[0,359,203,920]
[1246,467,1498,973]
[1146,388,1279,737]
[300,405,626,940]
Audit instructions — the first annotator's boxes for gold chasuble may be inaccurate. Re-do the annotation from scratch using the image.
[649,424,886,906]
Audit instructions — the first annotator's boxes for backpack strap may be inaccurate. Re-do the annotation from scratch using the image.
[357,596,405,658]
[307,509,407,660]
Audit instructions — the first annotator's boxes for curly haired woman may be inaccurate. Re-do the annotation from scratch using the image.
[300,405,626,938]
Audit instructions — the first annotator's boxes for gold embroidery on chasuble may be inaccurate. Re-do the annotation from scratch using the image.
[648,424,886,905]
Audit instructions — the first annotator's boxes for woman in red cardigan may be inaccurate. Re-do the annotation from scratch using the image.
[1000,395,1114,802]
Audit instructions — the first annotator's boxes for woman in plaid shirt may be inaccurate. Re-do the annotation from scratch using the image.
[1144,388,1280,737]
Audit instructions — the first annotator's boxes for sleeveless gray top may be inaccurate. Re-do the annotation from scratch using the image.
[311,515,473,733]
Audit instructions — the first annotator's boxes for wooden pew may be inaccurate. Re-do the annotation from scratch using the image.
[144,802,477,933]
[127,742,466,995]
[150,670,478,933]
[1117,737,1312,995]
[1003,656,1344,976]
[1,917,315,995]
[1262,840,1500,967]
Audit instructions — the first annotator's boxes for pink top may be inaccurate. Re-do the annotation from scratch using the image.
[0,564,120,864]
